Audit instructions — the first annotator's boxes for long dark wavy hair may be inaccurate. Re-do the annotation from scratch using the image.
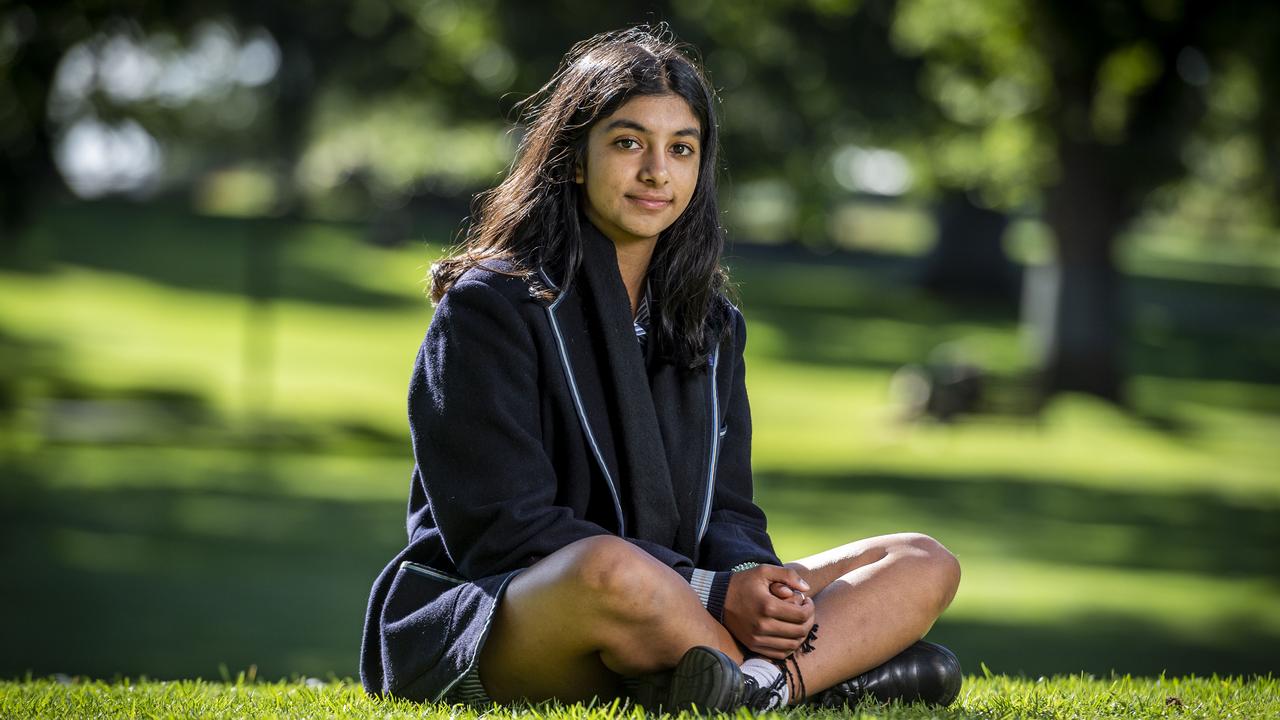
[430,25,729,369]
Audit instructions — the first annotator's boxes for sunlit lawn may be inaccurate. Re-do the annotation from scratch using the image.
[3,675,1277,720]
[1,201,1277,681]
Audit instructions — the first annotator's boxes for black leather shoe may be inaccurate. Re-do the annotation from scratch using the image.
[808,640,962,708]
[634,645,742,712]
[668,645,742,711]
[634,645,790,713]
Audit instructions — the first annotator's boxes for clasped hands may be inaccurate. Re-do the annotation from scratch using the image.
[722,564,816,659]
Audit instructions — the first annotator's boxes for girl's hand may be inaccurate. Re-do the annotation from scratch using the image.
[723,565,816,659]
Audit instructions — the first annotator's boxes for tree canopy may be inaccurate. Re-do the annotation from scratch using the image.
[2,0,1276,399]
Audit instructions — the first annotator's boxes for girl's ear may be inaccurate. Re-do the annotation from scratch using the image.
[573,144,586,184]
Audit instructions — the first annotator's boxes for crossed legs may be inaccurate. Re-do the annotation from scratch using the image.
[478,536,744,702]
[780,532,961,697]
[478,532,959,703]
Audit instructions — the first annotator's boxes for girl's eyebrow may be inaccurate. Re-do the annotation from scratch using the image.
[603,118,701,139]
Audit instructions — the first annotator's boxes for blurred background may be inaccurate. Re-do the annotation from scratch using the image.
[1,0,1277,682]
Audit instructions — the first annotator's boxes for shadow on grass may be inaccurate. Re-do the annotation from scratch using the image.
[728,245,1280,390]
[2,451,1277,680]
[0,467,407,680]
[757,471,1279,578]
[1,325,406,452]
[9,200,420,310]
[928,613,1278,678]
[10,202,1279,393]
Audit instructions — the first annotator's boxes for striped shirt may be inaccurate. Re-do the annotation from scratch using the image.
[634,283,651,351]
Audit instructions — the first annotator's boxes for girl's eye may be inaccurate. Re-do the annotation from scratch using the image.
[672,144,696,157]
[616,138,640,150]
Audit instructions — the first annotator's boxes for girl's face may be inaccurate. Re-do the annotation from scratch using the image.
[576,93,701,250]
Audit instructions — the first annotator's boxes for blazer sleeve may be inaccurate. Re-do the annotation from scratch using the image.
[696,306,783,572]
[409,278,692,579]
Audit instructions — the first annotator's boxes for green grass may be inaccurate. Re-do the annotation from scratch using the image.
[1,675,1276,719]
[1,200,1278,684]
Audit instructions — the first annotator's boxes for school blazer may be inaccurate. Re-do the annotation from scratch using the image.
[360,251,780,701]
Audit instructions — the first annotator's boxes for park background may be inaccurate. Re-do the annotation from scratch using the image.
[1,0,1277,685]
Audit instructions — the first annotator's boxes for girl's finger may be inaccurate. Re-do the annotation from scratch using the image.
[749,635,803,655]
[755,620,809,640]
[765,598,812,624]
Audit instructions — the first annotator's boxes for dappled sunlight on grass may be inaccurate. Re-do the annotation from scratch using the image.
[4,442,1274,678]
[28,446,411,501]
[0,268,245,416]
[2,203,1277,681]
[748,370,1278,499]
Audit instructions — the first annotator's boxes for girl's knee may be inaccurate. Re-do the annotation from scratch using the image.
[896,533,961,612]
[558,536,676,621]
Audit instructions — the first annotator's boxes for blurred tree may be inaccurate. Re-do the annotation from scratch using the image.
[5,0,1276,403]
[0,0,531,237]
[673,0,1020,301]
[919,189,1017,299]
[891,0,1280,401]
[0,3,72,247]
[1245,8,1280,231]
[674,1,920,234]
[688,0,1276,402]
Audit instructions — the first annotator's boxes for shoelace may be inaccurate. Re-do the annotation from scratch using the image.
[742,670,789,710]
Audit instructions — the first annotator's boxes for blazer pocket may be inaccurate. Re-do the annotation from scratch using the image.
[381,561,467,685]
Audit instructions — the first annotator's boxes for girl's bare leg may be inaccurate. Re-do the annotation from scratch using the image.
[478,535,743,703]
[780,532,961,701]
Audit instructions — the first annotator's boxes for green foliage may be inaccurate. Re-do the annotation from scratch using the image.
[1,675,1276,719]
[1093,42,1163,143]
[299,91,515,202]
[892,0,1052,205]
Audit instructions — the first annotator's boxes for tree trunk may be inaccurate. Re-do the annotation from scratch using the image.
[0,8,63,253]
[919,188,1017,301]
[1035,139,1127,403]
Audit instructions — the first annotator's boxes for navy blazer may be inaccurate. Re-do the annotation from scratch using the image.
[360,249,780,702]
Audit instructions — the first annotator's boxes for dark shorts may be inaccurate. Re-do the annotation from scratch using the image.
[443,664,492,705]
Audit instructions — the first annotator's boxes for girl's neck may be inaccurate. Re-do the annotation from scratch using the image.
[612,238,656,316]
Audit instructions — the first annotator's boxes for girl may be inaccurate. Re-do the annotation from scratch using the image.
[360,26,961,712]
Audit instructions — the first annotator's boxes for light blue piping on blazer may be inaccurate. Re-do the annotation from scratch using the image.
[538,267,627,537]
[696,343,721,544]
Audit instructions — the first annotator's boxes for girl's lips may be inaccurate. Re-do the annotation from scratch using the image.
[627,195,672,210]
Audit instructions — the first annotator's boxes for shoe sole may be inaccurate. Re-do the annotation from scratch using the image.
[667,646,742,712]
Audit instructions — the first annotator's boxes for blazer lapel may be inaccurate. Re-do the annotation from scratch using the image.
[541,271,627,536]
[648,345,715,559]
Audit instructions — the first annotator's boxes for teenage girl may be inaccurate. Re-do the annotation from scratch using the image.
[360,26,962,711]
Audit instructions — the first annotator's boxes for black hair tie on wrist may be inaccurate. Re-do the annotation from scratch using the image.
[800,623,819,654]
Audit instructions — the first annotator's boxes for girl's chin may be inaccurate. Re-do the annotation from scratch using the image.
[622,211,681,235]
[587,208,677,245]
[620,221,671,243]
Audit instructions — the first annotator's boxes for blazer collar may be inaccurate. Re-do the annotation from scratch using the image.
[539,219,713,559]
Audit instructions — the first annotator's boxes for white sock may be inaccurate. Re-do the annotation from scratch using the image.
[741,658,789,707]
